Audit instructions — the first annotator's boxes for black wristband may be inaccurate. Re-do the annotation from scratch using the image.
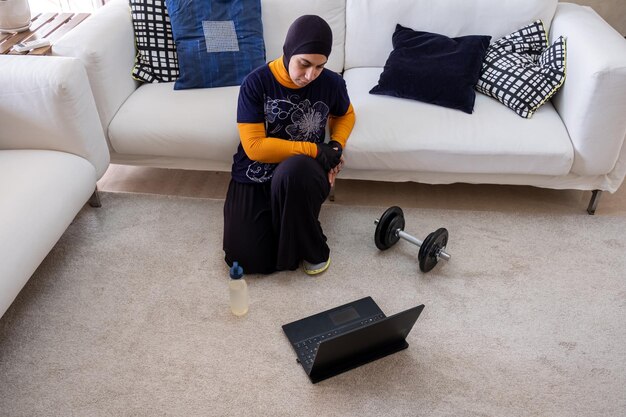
[328,140,343,152]
[315,143,342,171]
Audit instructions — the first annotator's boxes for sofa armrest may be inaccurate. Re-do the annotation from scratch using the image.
[550,3,626,177]
[52,0,138,133]
[0,56,110,179]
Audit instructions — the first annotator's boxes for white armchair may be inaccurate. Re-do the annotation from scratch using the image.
[0,55,110,318]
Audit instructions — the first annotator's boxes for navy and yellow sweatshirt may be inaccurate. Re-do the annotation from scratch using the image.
[231,57,355,184]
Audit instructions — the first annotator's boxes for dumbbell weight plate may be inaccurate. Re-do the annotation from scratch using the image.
[418,228,448,272]
[374,206,405,250]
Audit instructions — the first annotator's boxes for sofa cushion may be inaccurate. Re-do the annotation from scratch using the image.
[108,82,240,162]
[130,0,179,83]
[0,150,96,318]
[344,67,573,175]
[165,0,265,89]
[345,0,558,70]
[475,21,567,119]
[370,25,490,114]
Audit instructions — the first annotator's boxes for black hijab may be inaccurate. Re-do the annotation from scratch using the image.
[282,15,333,69]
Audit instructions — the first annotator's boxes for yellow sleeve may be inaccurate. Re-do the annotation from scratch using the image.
[329,103,356,148]
[238,123,318,163]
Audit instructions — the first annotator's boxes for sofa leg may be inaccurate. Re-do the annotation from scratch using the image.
[586,189,602,215]
[89,187,102,208]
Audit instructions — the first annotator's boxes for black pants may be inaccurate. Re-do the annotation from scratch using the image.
[223,155,331,274]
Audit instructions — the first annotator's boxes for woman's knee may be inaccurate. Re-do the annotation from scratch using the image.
[272,155,328,192]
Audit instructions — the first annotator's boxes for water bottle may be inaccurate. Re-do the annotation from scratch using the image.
[229,262,248,316]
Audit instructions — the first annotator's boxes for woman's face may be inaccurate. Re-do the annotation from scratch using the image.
[288,54,327,87]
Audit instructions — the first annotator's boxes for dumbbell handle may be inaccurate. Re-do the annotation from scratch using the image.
[396,230,451,261]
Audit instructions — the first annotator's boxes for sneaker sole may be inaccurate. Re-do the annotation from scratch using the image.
[303,258,331,275]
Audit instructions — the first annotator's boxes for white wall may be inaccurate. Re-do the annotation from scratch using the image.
[28,0,625,35]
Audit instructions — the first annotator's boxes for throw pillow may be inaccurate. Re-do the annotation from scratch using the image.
[130,0,180,83]
[369,24,491,114]
[475,20,567,118]
[165,0,266,90]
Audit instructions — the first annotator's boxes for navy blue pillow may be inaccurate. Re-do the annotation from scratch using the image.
[165,0,266,90]
[370,25,491,114]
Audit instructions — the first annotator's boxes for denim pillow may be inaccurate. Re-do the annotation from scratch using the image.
[165,0,266,90]
[370,24,491,114]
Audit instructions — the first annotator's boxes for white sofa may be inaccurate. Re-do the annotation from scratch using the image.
[52,0,626,213]
[0,55,109,318]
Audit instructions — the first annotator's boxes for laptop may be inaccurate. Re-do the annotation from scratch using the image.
[282,296,424,383]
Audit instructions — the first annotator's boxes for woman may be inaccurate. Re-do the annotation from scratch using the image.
[223,15,356,275]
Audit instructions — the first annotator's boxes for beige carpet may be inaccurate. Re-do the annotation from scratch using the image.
[0,192,625,417]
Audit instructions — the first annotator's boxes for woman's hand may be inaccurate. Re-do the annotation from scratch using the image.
[328,155,345,187]
[315,143,342,171]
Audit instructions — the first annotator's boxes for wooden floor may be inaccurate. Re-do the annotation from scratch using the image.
[97,164,626,216]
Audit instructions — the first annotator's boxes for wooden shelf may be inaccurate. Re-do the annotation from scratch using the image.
[0,12,90,55]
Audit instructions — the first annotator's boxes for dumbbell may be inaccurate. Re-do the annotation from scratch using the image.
[374,206,451,272]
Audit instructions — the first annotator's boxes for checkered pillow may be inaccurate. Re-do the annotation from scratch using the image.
[130,0,179,83]
[475,21,566,118]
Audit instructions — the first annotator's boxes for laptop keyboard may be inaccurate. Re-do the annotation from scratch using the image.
[294,313,386,369]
